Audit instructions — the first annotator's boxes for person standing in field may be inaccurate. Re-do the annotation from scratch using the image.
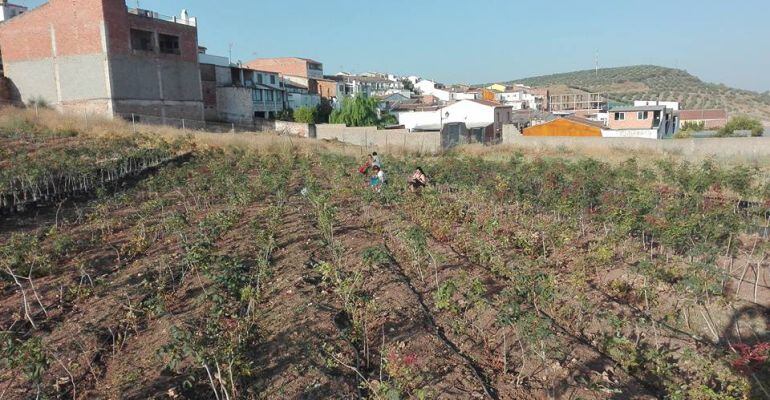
[372,152,382,168]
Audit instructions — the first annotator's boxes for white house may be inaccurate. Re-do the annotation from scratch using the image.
[602,105,678,139]
[397,99,513,139]
[496,90,538,110]
[414,79,435,94]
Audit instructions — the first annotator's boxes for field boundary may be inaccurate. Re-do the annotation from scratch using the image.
[501,135,770,160]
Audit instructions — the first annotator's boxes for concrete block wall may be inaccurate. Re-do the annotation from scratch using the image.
[502,136,770,161]
[316,124,442,153]
[502,124,522,144]
[0,0,111,108]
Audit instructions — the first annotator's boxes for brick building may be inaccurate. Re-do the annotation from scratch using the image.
[244,57,323,95]
[679,109,728,129]
[0,0,204,120]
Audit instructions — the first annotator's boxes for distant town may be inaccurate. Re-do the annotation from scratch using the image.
[0,1,746,144]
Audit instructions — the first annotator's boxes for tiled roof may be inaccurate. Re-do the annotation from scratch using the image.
[679,109,728,120]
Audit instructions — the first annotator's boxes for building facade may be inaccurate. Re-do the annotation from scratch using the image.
[244,57,323,95]
[284,81,320,110]
[0,0,204,119]
[335,74,405,97]
[397,99,513,140]
[549,91,606,117]
[679,109,728,129]
[605,106,678,139]
[199,53,285,122]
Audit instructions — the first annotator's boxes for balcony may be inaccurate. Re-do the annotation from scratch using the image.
[128,8,197,27]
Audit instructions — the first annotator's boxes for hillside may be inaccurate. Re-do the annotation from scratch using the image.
[497,65,770,123]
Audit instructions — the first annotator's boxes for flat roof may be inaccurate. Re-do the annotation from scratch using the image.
[609,105,667,112]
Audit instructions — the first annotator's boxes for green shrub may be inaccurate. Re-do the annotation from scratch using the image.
[293,106,317,124]
[719,115,764,137]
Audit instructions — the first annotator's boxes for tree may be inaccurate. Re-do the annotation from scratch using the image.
[329,94,379,127]
[401,78,414,92]
[276,108,294,122]
[317,99,334,124]
[719,115,764,137]
[293,106,317,124]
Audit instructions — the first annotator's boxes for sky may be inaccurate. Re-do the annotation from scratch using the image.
[15,0,770,92]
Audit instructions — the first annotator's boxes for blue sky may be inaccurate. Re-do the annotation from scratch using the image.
[16,0,770,92]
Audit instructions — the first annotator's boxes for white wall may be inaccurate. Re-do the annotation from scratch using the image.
[634,100,680,111]
[397,100,501,131]
[601,129,659,139]
[443,101,496,128]
[414,80,436,94]
[431,89,451,102]
[497,92,537,109]
[452,92,479,101]
[398,110,441,131]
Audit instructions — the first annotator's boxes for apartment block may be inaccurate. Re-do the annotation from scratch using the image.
[244,57,323,95]
[0,0,204,119]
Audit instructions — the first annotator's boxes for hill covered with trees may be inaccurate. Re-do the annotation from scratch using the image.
[493,65,770,123]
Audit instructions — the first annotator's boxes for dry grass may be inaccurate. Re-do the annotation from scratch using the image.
[456,142,670,164]
[5,106,767,171]
[0,106,372,158]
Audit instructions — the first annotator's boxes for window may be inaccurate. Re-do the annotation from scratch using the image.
[637,111,649,120]
[614,112,625,121]
[158,34,180,55]
[253,90,263,102]
[266,91,274,101]
[130,29,154,52]
[270,75,276,84]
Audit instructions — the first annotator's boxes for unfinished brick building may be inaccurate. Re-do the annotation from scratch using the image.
[0,0,204,120]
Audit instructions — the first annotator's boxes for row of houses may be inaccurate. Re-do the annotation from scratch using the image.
[0,0,733,141]
[520,100,728,139]
[0,0,350,124]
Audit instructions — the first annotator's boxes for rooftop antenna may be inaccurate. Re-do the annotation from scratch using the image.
[228,42,233,65]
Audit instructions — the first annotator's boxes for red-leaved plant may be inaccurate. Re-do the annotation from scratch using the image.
[731,342,770,374]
